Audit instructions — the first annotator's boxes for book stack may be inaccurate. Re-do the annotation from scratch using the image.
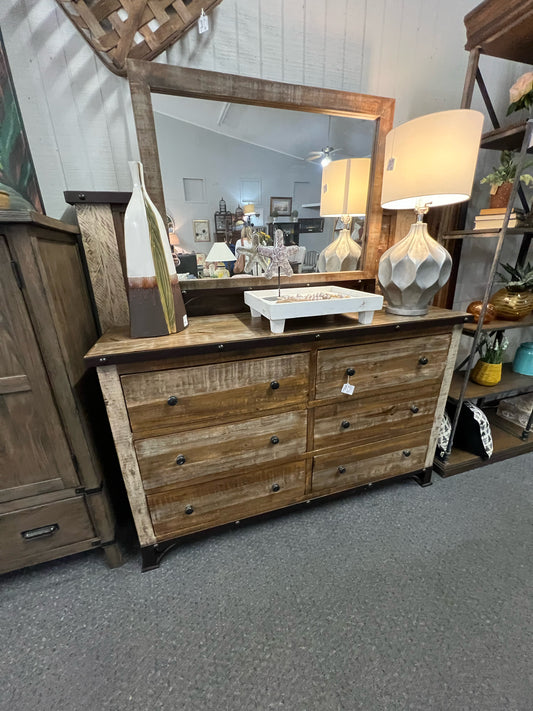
[474,208,523,230]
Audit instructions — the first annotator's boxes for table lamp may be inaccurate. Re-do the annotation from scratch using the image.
[205,241,236,277]
[317,158,370,272]
[243,203,256,225]
[378,109,484,315]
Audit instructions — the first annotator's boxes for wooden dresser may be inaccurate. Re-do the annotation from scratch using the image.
[86,308,468,570]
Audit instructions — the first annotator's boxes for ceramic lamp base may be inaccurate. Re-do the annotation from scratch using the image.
[316,228,361,272]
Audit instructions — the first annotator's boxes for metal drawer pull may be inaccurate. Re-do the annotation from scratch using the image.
[418,356,428,365]
[21,523,59,540]
[270,380,280,390]
[184,505,194,515]
[167,395,178,406]
[403,449,411,457]
[271,483,280,492]
[337,466,346,474]
[270,435,280,445]
[346,367,355,376]
[341,420,350,429]
[410,405,419,414]
[176,454,186,465]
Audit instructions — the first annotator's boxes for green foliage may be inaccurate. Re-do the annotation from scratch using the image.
[507,90,533,116]
[480,151,533,188]
[496,261,533,291]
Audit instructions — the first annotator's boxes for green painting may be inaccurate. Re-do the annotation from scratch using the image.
[0,28,44,213]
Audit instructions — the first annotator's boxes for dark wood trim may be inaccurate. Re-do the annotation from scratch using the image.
[64,191,132,205]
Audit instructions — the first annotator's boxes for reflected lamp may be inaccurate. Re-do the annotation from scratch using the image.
[379,109,484,315]
[205,241,236,277]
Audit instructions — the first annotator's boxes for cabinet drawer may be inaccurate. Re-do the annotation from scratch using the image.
[314,334,450,401]
[136,410,307,492]
[146,461,306,540]
[122,353,309,437]
[312,431,429,495]
[313,382,440,450]
[0,496,97,569]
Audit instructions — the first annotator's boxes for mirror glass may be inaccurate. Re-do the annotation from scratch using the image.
[152,94,377,279]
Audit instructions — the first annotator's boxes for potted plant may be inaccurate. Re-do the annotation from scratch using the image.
[470,332,509,386]
[480,151,533,208]
[490,261,533,321]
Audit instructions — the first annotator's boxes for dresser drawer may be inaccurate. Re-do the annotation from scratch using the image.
[0,496,97,571]
[146,461,306,540]
[313,382,440,450]
[122,353,309,436]
[136,410,307,492]
[312,431,429,495]
[314,333,450,401]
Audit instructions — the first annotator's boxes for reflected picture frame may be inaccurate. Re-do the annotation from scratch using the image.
[193,219,210,242]
[270,196,292,216]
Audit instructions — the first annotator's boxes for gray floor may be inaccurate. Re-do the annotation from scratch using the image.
[1,455,532,711]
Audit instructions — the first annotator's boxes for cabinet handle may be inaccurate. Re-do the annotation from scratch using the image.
[270,380,280,390]
[410,405,419,414]
[184,505,194,515]
[341,420,350,429]
[176,454,186,465]
[403,449,411,457]
[21,523,59,540]
[270,435,280,445]
[271,483,280,492]
[337,466,346,474]
[346,367,355,376]
[167,395,178,406]
[418,356,428,366]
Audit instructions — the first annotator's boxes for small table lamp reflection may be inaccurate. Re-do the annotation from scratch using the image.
[205,241,236,278]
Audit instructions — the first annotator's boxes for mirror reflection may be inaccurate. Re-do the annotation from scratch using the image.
[152,95,376,280]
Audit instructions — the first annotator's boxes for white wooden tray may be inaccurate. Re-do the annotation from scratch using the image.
[244,286,383,333]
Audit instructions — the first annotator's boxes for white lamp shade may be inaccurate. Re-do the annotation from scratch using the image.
[320,158,371,217]
[381,109,484,210]
[243,203,256,215]
[206,242,236,262]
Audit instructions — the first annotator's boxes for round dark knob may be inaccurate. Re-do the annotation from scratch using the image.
[167,395,178,406]
[418,356,428,366]
[175,454,186,466]
[271,483,280,492]
[341,420,350,429]
[184,505,194,515]
[403,449,411,457]
[270,380,280,390]
[410,405,419,414]
[337,466,346,474]
[346,367,355,376]
[270,435,280,445]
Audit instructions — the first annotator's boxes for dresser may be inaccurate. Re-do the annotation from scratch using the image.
[86,308,467,570]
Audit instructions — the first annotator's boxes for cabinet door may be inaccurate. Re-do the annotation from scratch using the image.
[0,237,79,503]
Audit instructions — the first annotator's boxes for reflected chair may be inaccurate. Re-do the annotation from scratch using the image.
[301,250,319,272]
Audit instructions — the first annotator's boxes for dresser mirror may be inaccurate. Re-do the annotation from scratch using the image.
[126,60,394,312]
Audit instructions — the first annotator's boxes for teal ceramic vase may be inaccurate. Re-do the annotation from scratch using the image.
[513,342,533,376]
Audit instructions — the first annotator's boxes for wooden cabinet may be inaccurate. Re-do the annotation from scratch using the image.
[0,213,121,574]
[86,308,466,570]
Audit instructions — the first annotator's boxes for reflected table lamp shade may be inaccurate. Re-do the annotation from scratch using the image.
[205,241,236,277]
[317,158,370,272]
[378,109,484,315]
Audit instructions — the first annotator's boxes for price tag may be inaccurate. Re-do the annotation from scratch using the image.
[341,382,355,396]
[198,9,209,34]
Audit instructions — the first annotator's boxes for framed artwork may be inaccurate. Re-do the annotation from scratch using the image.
[0,29,44,213]
[193,219,211,242]
[270,196,292,216]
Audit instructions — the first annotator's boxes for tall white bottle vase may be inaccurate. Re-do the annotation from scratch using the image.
[124,161,188,338]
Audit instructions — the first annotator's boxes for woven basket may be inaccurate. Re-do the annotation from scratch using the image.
[55,0,223,75]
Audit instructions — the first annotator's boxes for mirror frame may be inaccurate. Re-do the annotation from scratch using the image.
[126,59,395,295]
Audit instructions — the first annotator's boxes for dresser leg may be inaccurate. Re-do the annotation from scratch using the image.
[141,545,160,571]
[414,467,433,487]
[102,541,124,568]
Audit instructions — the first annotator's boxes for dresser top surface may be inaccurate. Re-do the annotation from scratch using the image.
[85,308,470,368]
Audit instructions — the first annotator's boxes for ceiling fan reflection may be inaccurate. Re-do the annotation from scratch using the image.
[305,146,342,166]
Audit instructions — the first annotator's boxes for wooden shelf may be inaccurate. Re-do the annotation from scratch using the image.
[465,0,533,65]
[434,410,533,478]
[480,122,530,152]
[448,363,533,403]
[444,227,533,239]
[462,312,533,334]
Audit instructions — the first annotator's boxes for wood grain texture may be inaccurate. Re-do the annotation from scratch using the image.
[97,365,156,546]
[75,203,130,333]
[135,410,308,492]
[147,460,306,540]
[122,352,309,436]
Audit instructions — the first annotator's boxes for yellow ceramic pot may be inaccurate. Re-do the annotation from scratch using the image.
[490,287,533,321]
[470,359,502,386]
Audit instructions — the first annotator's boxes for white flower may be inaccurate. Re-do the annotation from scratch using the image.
[509,71,533,103]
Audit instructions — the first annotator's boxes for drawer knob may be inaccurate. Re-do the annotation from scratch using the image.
[271,483,280,492]
[337,465,346,474]
[167,395,178,406]
[270,435,280,445]
[346,367,355,376]
[270,380,280,390]
[341,420,350,429]
[176,454,186,466]
[410,405,419,414]
[403,449,411,457]
[418,356,428,366]
[184,505,194,515]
